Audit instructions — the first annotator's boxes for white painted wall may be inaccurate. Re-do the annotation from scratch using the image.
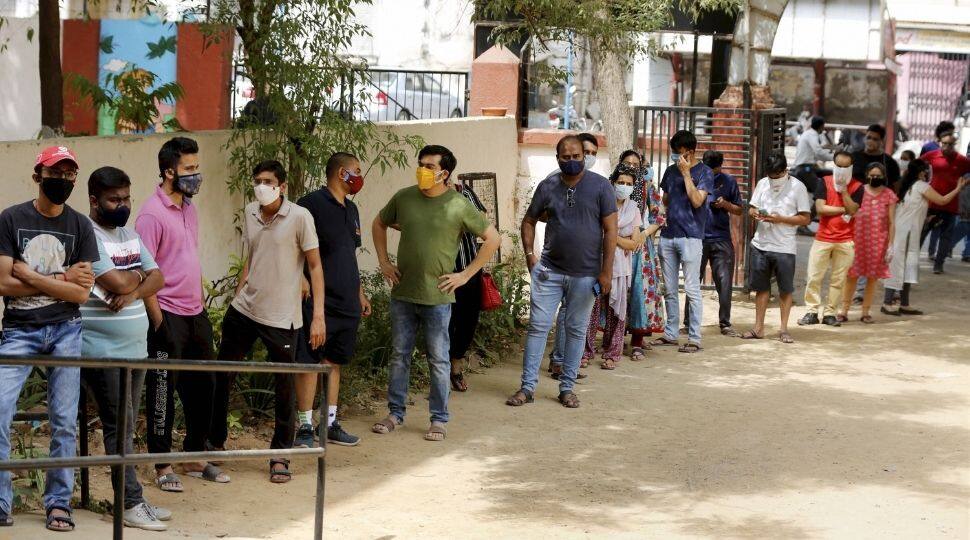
[0,16,41,141]
[772,0,887,62]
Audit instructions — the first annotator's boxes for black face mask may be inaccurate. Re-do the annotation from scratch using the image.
[869,176,886,188]
[98,204,131,228]
[40,177,75,205]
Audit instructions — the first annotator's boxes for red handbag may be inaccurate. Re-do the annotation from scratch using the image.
[480,271,503,311]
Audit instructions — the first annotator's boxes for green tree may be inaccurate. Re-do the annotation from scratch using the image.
[477,0,741,163]
[202,0,421,199]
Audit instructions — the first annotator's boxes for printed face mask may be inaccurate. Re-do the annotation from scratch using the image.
[40,177,74,205]
[175,173,203,197]
[98,204,131,227]
[583,154,596,171]
[416,167,444,190]
[342,169,365,194]
[614,184,634,200]
[558,159,584,176]
[254,184,281,206]
[642,166,654,183]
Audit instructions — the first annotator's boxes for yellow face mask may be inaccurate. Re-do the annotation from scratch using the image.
[416,167,443,190]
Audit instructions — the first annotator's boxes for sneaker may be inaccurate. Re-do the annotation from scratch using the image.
[294,423,317,449]
[327,422,360,447]
[797,313,819,326]
[123,503,167,531]
[821,315,841,327]
[963,256,970,263]
[933,265,944,274]
[148,504,171,521]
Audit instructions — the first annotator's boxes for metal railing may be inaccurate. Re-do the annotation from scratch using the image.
[0,356,331,540]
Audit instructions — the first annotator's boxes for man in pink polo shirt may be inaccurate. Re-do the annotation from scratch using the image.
[136,137,228,492]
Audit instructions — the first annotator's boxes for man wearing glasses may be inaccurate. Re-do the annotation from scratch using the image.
[851,124,900,189]
[507,135,617,409]
[0,146,99,532]
[921,132,970,274]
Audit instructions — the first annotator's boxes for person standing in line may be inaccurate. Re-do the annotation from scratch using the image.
[212,160,325,482]
[294,153,371,449]
[683,150,743,336]
[506,135,617,409]
[0,146,98,532]
[581,168,641,370]
[838,163,897,323]
[791,116,834,194]
[851,124,901,187]
[448,179,489,392]
[740,152,812,343]
[919,132,970,274]
[135,136,228,491]
[79,166,171,530]
[920,120,955,156]
[798,151,863,327]
[372,145,499,441]
[651,130,713,354]
[922,123,956,259]
[622,152,666,361]
[883,159,967,315]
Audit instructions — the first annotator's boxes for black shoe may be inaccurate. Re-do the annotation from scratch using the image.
[327,422,360,447]
[933,265,944,274]
[821,315,841,327]
[294,423,317,449]
[797,313,819,326]
[880,306,901,316]
[963,256,970,263]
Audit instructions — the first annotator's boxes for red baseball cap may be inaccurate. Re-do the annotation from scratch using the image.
[34,146,79,172]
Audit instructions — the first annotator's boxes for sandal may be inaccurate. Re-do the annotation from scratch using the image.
[450,371,468,392]
[372,415,401,434]
[558,391,580,408]
[860,315,875,324]
[739,330,764,340]
[0,509,12,527]
[836,314,849,323]
[649,337,679,347]
[630,347,646,361]
[579,357,589,369]
[720,327,739,337]
[779,332,795,344]
[550,365,587,380]
[880,306,901,316]
[45,505,75,532]
[678,342,702,353]
[601,358,616,370]
[269,458,291,484]
[185,463,230,483]
[424,422,447,442]
[155,472,184,493]
[505,389,534,407]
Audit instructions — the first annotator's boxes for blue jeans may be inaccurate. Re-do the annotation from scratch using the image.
[387,300,452,424]
[548,307,567,366]
[0,319,82,515]
[521,262,597,395]
[659,237,703,344]
[958,220,970,259]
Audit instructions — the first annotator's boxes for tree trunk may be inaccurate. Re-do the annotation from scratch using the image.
[591,42,632,166]
[38,0,64,134]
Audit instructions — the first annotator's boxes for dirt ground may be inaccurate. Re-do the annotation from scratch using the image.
[5,238,969,540]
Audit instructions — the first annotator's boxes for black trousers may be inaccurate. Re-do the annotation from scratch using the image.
[145,310,216,469]
[214,305,298,450]
[449,270,483,360]
[685,240,735,328]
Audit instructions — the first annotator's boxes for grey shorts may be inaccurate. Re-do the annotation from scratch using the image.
[748,247,796,294]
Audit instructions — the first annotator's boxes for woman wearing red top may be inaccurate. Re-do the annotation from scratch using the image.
[840,163,897,324]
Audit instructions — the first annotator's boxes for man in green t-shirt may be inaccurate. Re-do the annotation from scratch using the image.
[371,145,500,442]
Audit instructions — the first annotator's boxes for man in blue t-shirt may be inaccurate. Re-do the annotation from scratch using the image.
[507,135,617,409]
[654,130,714,353]
[684,151,743,336]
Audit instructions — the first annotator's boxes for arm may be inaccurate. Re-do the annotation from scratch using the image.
[107,268,164,312]
[616,235,640,251]
[809,132,834,162]
[766,212,812,227]
[923,178,968,205]
[235,257,250,296]
[886,204,896,256]
[145,295,164,329]
[521,215,539,271]
[816,198,848,217]
[599,212,618,294]
[683,174,708,209]
[304,248,326,348]
[359,284,371,317]
[97,267,146,296]
[438,225,501,294]
[0,256,41,297]
[12,261,91,304]
[841,189,861,215]
[372,215,400,285]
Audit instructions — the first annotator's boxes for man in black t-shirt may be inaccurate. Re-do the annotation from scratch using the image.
[852,124,900,188]
[0,146,99,532]
[293,152,371,448]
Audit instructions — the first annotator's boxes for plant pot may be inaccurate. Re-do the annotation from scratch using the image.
[481,107,507,117]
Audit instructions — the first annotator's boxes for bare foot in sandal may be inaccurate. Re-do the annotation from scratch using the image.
[424,421,446,442]
[601,358,616,370]
[372,415,401,434]
[740,329,764,339]
[779,331,795,344]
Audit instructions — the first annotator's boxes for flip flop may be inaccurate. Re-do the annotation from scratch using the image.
[185,463,230,483]
[678,342,702,353]
[630,347,646,361]
[155,472,184,493]
[600,358,616,370]
[648,337,679,347]
[372,415,401,434]
[424,422,447,442]
[739,330,764,340]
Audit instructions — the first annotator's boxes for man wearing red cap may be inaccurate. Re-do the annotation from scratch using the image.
[0,146,99,532]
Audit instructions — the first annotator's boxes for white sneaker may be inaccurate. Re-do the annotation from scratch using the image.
[148,503,172,521]
[123,502,167,531]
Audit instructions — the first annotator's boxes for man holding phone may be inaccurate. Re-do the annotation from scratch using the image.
[507,135,617,409]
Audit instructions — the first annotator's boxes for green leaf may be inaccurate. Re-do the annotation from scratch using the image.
[145,34,177,59]
[99,35,115,54]
[26,27,34,42]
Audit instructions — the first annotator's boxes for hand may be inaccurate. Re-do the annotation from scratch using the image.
[65,262,95,289]
[677,153,691,176]
[833,180,846,193]
[438,271,470,294]
[359,292,372,317]
[763,213,783,224]
[958,177,969,190]
[379,260,401,286]
[713,196,725,209]
[884,250,893,264]
[300,276,310,300]
[12,261,38,283]
[526,254,539,272]
[308,316,326,350]
[598,271,612,296]
[148,310,164,330]
[107,291,138,313]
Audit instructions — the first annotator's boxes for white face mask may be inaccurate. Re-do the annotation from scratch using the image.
[899,159,910,172]
[584,154,596,171]
[614,184,634,200]
[833,165,853,183]
[254,184,281,206]
[769,175,788,192]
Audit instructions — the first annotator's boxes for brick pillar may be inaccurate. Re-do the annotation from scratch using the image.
[468,45,520,119]
[175,23,233,130]
[62,19,100,135]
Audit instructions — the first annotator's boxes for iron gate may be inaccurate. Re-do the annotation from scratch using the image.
[457,172,501,266]
[632,105,786,287]
[902,52,970,142]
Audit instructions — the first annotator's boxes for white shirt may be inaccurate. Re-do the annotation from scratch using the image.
[794,127,833,167]
[749,176,812,255]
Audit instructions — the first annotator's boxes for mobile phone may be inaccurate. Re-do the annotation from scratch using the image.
[758,208,768,216]
[592,282,602,296]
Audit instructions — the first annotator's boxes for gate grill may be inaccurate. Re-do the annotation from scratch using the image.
[903,52,970,141]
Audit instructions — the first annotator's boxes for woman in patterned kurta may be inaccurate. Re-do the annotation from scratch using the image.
[619,152,666,359]
[840,162,897,324]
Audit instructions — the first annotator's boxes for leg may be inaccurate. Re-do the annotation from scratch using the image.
[549,304,567,368]
[259,326,298,451]
[862,278,879,317]
[775,253,797,339]
[802,241,830,318]
[604,309,625,360]
[710,240,736,329]
[211,307,259,449]
[178,314,217,454]
[659,237,682,341]
[558,274,598,395]
[900,283,912,307]
[826,242,854,317]
[44,319,83,518]
[684,244,710,329]
[0,330,36,515]
[449,271,482,390]
[841,275,859,317]
[681,238,704,345]
[518,265,566,395]
[959,221,970,260]
[934,213,957,271]
[582,296,601,360]
[146,312,180,478]
[422,304,453,426]
[387,300,419,422]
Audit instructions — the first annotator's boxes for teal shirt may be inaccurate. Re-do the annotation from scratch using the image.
[80,220,159,359]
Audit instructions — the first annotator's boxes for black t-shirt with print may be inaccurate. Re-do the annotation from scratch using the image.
[0,201,99,326]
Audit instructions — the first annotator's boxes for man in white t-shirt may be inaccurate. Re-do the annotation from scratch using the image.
[741,152,812,343]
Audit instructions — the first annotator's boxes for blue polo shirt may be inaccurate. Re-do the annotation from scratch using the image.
[659,162,714,240]
[704,172,742,242]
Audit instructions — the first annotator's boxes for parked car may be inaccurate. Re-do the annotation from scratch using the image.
[355,71,466,122]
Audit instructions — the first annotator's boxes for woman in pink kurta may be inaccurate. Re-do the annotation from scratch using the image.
[841,163,897,324]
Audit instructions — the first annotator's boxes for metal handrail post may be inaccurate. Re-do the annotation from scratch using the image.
[79,390,90,508]
[112,367,130,539]
[314,370,328,540]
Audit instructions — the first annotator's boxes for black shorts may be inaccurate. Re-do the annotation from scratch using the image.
[748,246,796,294]
[295,300,360,365]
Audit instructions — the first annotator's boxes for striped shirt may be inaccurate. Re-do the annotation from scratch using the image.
[455,186,487,272]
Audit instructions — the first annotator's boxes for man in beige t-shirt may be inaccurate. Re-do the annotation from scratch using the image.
[213,160,325,483]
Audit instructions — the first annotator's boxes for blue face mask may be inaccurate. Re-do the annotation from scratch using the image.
[669,153,681,164]
[642,166,654,183]
[559,159,584,176]
[583,154,596,170]
[614,184,634,200]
